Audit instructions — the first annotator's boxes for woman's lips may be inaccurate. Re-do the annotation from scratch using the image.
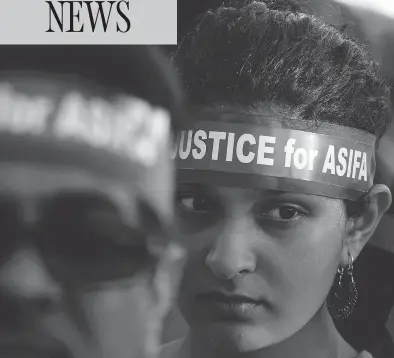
[195,291,269,320]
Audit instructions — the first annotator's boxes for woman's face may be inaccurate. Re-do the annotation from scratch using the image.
[176,184,348,352]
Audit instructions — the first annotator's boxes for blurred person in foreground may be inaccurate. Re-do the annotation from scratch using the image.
[0,46,185,358]
[161,1,393,358]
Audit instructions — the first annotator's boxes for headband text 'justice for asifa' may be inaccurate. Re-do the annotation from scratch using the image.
[172,116,376,201]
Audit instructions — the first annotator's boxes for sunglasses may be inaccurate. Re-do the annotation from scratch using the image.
[0,190,166,287]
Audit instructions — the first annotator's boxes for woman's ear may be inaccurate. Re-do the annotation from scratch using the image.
[345,184,392,261]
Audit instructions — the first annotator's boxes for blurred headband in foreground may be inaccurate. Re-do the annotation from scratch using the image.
[173,112,376,201]
[0,45,185,132]
[0,45,185,227]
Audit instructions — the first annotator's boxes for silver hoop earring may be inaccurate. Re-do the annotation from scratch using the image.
[327,253,358,321]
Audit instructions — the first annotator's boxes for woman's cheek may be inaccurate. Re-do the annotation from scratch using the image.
[263,222,343,314]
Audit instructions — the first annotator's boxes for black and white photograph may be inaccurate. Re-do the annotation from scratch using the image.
[0,1,393,358]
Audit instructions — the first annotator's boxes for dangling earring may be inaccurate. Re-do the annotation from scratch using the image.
[327,253,358,321]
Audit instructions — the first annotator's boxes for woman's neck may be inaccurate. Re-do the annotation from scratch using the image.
[187,306,357,358]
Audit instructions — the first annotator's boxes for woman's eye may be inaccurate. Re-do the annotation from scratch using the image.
[256,205,306,222]
[176,194,214,213]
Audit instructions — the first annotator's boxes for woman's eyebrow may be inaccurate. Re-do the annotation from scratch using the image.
[253,189,287,199]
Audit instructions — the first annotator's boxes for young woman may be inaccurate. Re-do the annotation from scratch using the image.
[162,1,393,358]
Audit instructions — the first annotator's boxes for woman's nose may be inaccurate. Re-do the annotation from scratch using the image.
[205,217,256,280]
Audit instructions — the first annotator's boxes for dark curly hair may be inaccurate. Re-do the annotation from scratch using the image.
[173,0,392,138]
